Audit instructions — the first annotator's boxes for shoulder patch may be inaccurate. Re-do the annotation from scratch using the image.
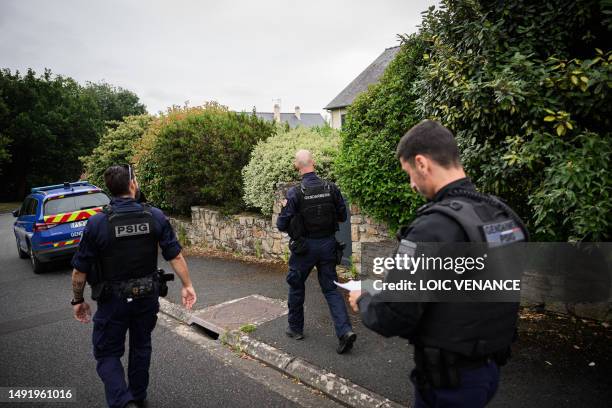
[397,239,417,256]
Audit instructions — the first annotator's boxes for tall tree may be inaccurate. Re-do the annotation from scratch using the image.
[84,81,146,124]
[0,69,146,200]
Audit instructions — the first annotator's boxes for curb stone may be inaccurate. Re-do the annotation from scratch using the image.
[158,299,406,408]
[159,297,192,323]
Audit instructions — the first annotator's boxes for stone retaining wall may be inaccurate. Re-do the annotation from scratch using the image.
[168,184,393,268]
[170,207,289,260]
[348,204,393,275]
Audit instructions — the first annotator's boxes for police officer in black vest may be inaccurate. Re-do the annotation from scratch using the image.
[277,150,357,354]
[348,120,528,407]
[71,165,197,408]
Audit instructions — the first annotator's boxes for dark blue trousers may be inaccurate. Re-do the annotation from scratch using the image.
[287,237,352,338]
[412,361,500,408]
[93,293,159,408]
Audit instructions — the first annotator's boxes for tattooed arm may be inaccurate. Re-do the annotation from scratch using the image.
[72,269,87,301]
[72,269,91,323]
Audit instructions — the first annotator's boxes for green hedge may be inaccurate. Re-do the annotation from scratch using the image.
[416,0,611,241]
[133,103,275,214]
[80,115,152,191]
[335,35,426,231]
[242,126,340,216]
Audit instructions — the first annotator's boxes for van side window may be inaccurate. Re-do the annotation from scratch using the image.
[20,198,31,216]
[27,198,38,215]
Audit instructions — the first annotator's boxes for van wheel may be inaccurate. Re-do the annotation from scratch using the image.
[16,238,28,259]
[28,243,45,274]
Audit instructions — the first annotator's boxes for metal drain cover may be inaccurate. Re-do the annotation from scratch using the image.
[188,294,287,334]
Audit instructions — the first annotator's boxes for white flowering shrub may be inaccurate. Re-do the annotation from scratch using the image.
[242,126,340,216]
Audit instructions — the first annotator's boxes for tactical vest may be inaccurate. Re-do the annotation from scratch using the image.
[410,188,528,357]
[296,180,337,238]
[99,204,159,282]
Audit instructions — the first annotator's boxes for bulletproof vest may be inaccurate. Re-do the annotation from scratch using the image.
[99,204,158,282]
[410,188,528,357]
[296,180,337,238]
[417,188,529,245]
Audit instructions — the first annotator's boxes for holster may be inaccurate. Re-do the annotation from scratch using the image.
[289,237,308,255]
[157,278,169,298]
[91,281,110,302]
[89,263,109,302]
[156,268,174,297]
[335,240,346,265]
[414,347,462,389]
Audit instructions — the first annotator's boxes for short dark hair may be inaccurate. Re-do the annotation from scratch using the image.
[395,120,461,168]
[103,165,133,197]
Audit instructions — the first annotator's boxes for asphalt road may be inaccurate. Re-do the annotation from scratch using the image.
[0,213,341,408]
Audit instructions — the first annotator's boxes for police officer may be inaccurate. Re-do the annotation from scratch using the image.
[71,165,197,408]
[348,120,528,407]
[277,150,357,354]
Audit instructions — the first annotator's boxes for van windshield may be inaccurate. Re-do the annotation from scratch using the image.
[44,192,109,215]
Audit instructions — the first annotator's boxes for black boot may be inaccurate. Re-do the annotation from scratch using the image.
[286,327,305,340]
[337,331,356,354]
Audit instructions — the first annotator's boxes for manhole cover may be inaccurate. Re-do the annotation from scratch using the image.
[188,294,287,334]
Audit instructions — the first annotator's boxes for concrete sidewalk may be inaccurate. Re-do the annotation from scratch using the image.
[159,254,612,408]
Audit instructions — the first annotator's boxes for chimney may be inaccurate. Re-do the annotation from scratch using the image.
[273,103,281,123]
[294,106,301,120]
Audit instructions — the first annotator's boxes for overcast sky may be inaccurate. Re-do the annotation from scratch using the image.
[1,0,437,117]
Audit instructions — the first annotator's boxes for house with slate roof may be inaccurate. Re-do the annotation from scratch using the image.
[324,46,400,129]
[253,104,325,128]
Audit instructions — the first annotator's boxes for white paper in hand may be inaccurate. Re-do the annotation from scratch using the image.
[334,280,361,291]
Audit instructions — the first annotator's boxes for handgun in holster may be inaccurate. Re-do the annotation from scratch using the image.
[89,263,110,302]
[156,268,174,297]
[288,214,308,255]
[91,281,110,302]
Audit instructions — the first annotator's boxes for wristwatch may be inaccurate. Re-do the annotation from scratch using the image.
[70,298,85,305]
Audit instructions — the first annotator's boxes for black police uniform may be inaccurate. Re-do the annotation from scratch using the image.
[356,178,528,408]
[276,172,353,339]
[72,197,181,408]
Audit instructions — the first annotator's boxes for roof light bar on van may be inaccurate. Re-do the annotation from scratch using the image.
[31,181,91,193]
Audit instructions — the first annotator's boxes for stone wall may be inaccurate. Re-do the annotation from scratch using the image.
[348,204,394,275]
[169,205,289,260]
[168,184,394,267]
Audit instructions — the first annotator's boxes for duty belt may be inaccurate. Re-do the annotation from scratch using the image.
[100,273,158,301]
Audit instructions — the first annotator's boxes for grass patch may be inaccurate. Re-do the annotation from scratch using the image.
[348,260,359,280]
[177,224,191,247]
[239,323,257,334]
[254,240,262,258]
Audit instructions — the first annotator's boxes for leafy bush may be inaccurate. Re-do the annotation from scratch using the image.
[132,113,169,209]
[416,0,611,241]
[133,103,275,214]
[242,126,340,216]
[80,115,152,191]
[335,36,426,231]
